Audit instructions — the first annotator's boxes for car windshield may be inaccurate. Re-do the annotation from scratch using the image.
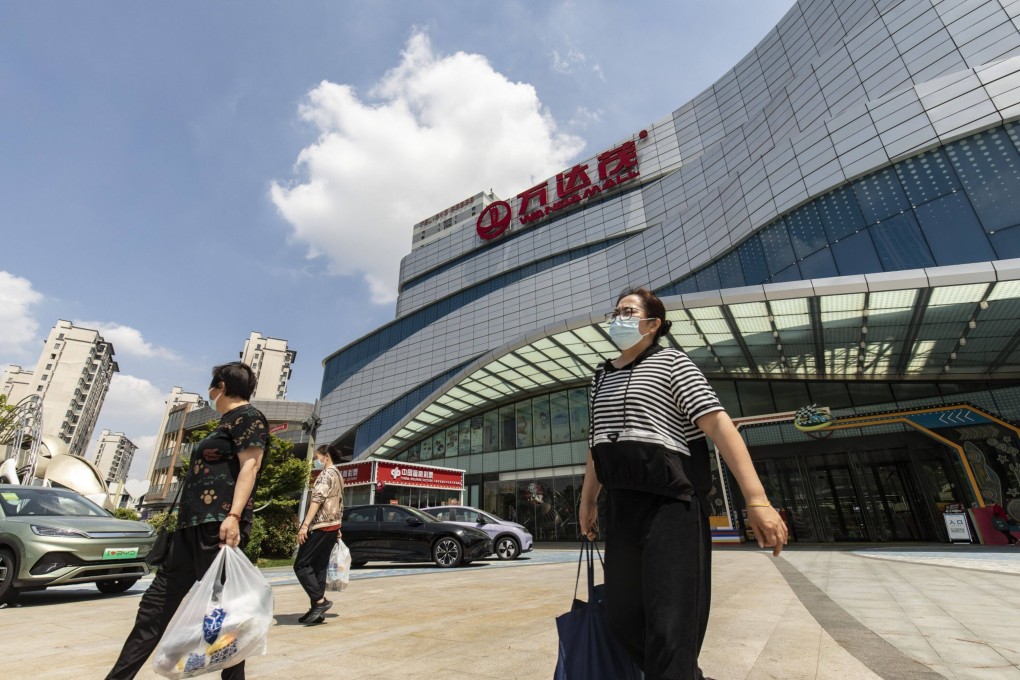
[403,506,439,523]
[0,487,110,517]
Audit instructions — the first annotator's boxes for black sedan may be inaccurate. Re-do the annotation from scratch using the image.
[341,504,492,568]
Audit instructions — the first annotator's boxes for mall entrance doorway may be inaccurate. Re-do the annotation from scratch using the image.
[748,431,975,543]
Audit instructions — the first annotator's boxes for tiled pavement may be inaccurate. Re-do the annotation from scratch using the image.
[1,545,1017,679]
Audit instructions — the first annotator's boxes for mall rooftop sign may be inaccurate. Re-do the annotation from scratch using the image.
[476,130,649,240]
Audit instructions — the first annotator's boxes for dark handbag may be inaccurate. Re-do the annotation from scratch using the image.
[993,516,1009,531]
[145,482,184,567]
[554,539,643,680]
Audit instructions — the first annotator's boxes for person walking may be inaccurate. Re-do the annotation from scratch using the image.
[579,288,788,680]
[107,362,269,679]
[294,444,345,624]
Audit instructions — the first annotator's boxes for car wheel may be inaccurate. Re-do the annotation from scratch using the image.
[495,536,520,560]
[96,578,139,594]
[0,548,18,604]
[351,561,367,568]
[432,537,463,567]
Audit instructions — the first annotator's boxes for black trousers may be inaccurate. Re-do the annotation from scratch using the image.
[293,529,338,604]
[106,523,247,680]
[603,490,711,680]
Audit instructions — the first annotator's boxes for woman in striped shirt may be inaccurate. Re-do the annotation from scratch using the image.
[579,288,787,680]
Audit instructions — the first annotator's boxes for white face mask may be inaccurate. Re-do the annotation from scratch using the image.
[313,457,324,470]
[208,390,219,413]
[608,317,649,350]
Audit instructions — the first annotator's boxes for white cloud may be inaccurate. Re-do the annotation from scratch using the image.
[569,106,604,130]
[551,48,605,81]
[126,434,158,481]
[0,271,43,358]
[100,374,166,422]
[88,374,167,478]
[74,321,181,360]
[271,29,585,304]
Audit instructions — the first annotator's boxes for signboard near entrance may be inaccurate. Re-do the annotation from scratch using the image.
[944,512,972,543]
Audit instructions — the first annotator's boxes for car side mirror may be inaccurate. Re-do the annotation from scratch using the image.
[476,518,486,524]
[407,517,424,526]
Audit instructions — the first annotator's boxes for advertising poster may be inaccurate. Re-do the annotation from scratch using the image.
[420,438,433,460]
[459,421,472,455]
[470,416,484,453]
[550,392,571,443]
[516,401,532,448]
[446,427,459,457]
[406,443,419,462]
[532,396,551,446]
[569,388,589,442]
[432,432,446,460]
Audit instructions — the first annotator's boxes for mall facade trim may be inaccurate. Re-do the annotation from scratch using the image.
[320,0,1020,543]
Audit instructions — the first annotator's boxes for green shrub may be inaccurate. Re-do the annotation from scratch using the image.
[258,506,299,559]
[144,511,178,533]
[112,507,140,521]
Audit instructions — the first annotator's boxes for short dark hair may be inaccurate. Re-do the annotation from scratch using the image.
[210,362,258,400]
[616,287,672,343]
[316,444,343,465]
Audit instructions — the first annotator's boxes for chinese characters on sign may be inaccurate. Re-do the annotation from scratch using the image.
[476,131,648,240]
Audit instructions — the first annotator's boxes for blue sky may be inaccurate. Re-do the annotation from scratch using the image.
[0,0,795,477]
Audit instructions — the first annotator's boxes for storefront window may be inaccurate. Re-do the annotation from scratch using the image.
[470,415,484,454]
[499,404,516,450]
[483,411,499,452]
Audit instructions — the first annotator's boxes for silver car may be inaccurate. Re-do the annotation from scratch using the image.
[423,505,533,560]
[0,484,156,602]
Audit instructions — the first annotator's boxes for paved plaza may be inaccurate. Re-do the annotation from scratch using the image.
[1,545,1018,679]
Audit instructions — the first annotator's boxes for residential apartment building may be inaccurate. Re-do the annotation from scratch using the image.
[1,365,33,405]
[240,332,295,400]
[8,321,119,458]
[91,429,136,485]
[142,386,201,509]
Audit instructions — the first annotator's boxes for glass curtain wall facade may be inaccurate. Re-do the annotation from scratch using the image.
[660,125,1020,296]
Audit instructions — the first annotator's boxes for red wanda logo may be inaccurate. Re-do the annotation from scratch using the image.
[476,201,513,240]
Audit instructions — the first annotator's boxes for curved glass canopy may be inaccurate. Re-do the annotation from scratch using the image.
[371,262,1020,459]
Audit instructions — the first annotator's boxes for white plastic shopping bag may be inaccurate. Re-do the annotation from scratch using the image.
[326,538,351,592]
[152,546,274,678]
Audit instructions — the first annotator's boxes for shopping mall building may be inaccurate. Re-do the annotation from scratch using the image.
[318,0,1020,544]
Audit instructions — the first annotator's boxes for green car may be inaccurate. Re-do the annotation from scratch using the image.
[0,484,157,603]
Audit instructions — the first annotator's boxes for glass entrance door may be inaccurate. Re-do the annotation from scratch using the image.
[807,459,868,541]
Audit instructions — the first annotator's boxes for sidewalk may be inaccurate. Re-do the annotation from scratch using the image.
[1,545,1017,679]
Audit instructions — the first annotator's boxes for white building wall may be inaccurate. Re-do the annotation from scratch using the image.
[144,386,201,484]
[1,365,33,405]
[92,428,137,485]
[240,332,295,400]
[23,320,118,457]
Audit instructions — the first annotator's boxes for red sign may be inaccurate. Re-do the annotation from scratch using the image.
[476,200,513,239]
[476,132,647,240]
[376,461,463,489]
[336,462,373,486]
[269,423,288,434]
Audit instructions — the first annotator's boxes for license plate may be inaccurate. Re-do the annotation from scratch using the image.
[103,547,138,560]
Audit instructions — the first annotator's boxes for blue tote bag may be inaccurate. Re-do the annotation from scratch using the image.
[554,539,643,680]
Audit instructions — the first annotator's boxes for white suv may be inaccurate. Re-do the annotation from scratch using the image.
[422,505,534,560]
